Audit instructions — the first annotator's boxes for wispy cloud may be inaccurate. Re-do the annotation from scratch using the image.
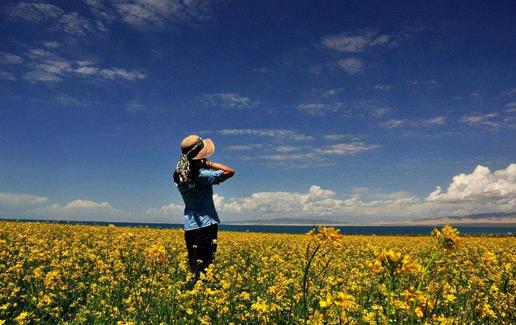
[99,68,146,80]
[217,129,378,167]
[323,134,353,141]
[297,102,343,115]
[200,93,256,109]
[218,129,314,141]
[336,58,364,74]
[2,48,145,83]
[321,30,391,53]
[459,113,502,129]
[0,52,24,64]
[458,111,516,130]
[374,84,394,90]
[419,116,446,126]
[407,79,438,87]
[7,2,102,37]
[505,102,516,113]
[7,0,221,37]
[320,88,342,98]
[382,119,405,128]
[0,192,49,207]
[352,99,391,118]
[54,94,93,107]
[382,116,446,128]
[53,12,95,36]
[225,144,266,151]
[313,142,379,155]
[103,0,217,30]
[8,2,64,23]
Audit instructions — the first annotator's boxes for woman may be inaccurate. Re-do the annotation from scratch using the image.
[173,134,235,276]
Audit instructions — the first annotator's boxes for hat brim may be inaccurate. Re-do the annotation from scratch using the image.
[192,138,215,160]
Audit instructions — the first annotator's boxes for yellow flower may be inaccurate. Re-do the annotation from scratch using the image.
[319,295,333,308]
[14,312,30,324]
[444,294,456,303]
[432,224,460,249]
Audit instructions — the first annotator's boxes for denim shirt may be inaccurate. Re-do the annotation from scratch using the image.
[176,168,226,231]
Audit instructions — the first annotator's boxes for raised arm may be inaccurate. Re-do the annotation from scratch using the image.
[204,160,235,179]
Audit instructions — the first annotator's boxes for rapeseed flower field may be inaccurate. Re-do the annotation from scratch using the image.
[0,221,514,324]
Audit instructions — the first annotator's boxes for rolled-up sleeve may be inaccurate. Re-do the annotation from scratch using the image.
[197,169,226,186]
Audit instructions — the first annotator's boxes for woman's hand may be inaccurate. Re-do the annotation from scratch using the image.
[205,160,235,179]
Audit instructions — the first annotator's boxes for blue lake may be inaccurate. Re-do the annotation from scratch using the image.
[2,219,514,236]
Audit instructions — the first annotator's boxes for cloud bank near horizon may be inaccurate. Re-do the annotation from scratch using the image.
[2,163,514,223]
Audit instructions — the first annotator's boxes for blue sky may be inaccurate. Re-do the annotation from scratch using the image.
[1,0,515,223]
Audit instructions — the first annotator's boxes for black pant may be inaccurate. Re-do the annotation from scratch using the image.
[184,223,218,275]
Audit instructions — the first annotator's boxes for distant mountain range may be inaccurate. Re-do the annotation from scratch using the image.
[225,218,342,226]
[226,212,516,226]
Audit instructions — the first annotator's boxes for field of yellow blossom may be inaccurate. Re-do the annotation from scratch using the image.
[0,221,514,324]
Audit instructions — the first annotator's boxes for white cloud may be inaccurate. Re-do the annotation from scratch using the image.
[371,108,390,117]
[0,52,24,64]
[99,68,146,80]
[31,199,124,220]
[0,193,49,207]
[321,30,391,53]
[160,164,514,221]
[145,202,184,222]
[337,58,364,75]
[42,41,60,48]
[13,48,145,83]
[8,0,220,37]
[54,13,94,36]
[382,116,446,129]
[257,141,378,165]
[8,2,101,37]
[75,66,99,75]
[426,164,516,205]
[275,145,301,153]
[313,142,378,155]
[351,99,391,118]
[112,0,215,30]
[382,119,405,128]
[320,88,342,98]
[226,144,265,151]
[218,129,315,141]
[53,95,100,108]
[419,116,446,126]
[24,70,64,82]
[459,113,502,129]
[323,134,349,141]
[8,2,64,23]
[219,130,378,167]
[200,93,255,109]
[297,103,343,115]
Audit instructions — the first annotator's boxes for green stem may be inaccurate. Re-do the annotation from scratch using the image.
[409,252,439,324]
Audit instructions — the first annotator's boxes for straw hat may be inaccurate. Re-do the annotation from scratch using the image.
[180,134,215,160]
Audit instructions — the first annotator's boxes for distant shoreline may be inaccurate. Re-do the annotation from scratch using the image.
[1,218,515,228]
